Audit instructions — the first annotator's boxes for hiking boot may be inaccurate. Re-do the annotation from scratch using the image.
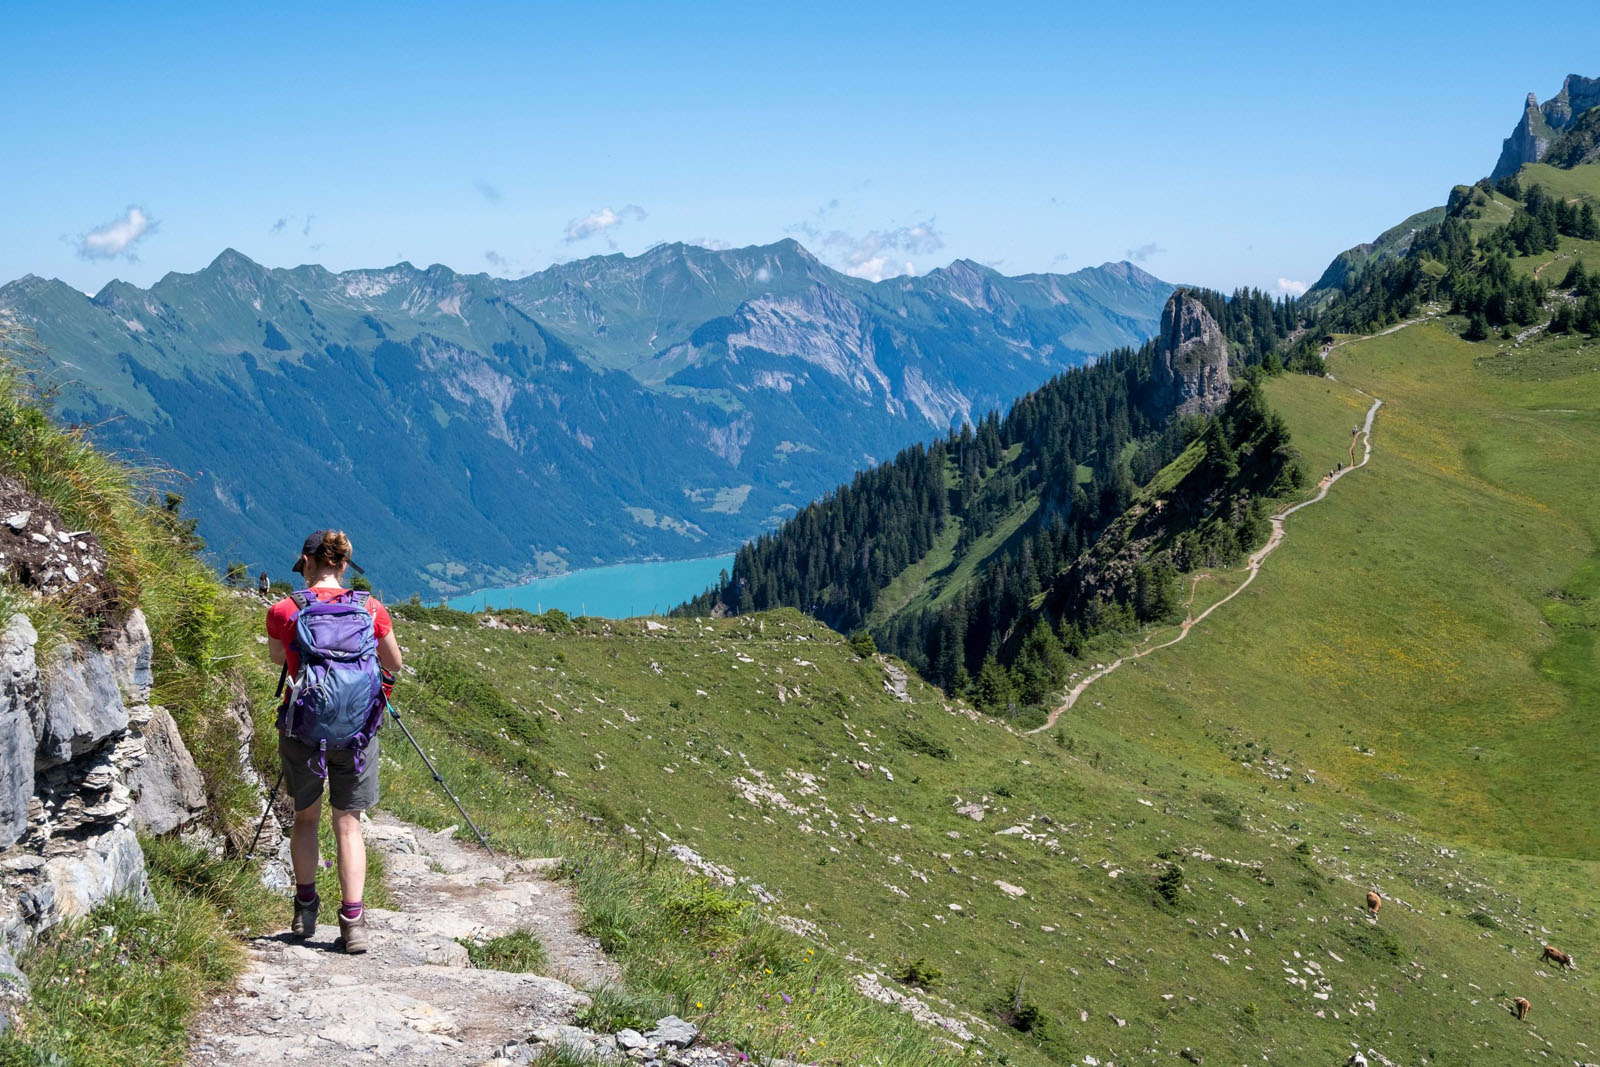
[291,894,319,938]
[338,911,369,954]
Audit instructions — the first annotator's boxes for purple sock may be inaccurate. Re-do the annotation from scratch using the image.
[339,901,363,920]
[296,883,317,904]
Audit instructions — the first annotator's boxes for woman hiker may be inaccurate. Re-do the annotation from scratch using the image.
[266,529,403,953]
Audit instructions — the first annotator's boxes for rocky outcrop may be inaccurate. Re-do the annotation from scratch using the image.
[1152,291,1231,418]
[0,599,210,988]
[0,615,39,850]
[124,706,207,835]
[1492,74,1600,179]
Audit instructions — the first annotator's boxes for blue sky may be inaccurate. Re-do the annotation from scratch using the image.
[6,1,1598,297]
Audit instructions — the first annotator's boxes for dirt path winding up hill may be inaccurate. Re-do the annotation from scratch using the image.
[1027,392,1382,735]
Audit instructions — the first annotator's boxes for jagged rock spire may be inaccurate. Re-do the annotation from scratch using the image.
[1155,290,1230,417]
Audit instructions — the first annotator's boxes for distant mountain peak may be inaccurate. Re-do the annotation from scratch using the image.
[208,247,261,272]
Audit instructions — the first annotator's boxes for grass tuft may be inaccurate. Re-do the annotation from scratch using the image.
[459,929,549,972]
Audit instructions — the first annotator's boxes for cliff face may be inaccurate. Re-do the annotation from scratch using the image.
[0,483,222,1014]
[1492,74,1600,178]
[1153,290,1231,418]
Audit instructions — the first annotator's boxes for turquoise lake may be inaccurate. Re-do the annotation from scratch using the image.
[446,554,735,619]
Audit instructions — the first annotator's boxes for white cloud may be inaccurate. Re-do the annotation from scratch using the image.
[845,256,890,281]
[785,199,947,281]
[754,265,772,284]
[1125,242,1164,263]
[78,206,155,261]
[809,220,944,281]
[564,203,647,243]
[846,257,921,282]
[1276,278,1309,296]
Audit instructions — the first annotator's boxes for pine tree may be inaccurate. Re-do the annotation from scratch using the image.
[973,655,1014,713]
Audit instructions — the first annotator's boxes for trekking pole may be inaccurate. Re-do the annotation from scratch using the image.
[385,699,494,856]
[245,769,284,862]
[244,662,292,864]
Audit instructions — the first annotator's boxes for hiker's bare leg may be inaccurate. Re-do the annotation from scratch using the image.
[331,806,366,903]
[290,799,321,887]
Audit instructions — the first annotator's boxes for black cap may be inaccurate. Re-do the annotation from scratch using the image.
[292,530,364,575]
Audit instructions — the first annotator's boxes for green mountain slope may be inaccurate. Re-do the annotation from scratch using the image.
[0,244,1172,596]
[681,286,1306,710]
[387,366,1600,1062]
[1089,321,1600,857]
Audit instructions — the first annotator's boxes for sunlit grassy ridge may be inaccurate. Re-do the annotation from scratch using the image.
[1087,323,1600,858]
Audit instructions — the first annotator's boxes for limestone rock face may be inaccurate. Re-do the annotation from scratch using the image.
[125,705,207,835]
[0,615,39,850]
[36,642,127,769]
[106,608,153,705]
[1154,291,1231,418]
[1492,74,1600,178]
[1,609,168,963]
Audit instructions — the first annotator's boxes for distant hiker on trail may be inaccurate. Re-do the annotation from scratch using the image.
[265,529,402,954]
[257,570,270,595]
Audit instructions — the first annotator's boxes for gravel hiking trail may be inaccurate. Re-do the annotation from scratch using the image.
[1027,392,1382,736]
[187,811,619,1065]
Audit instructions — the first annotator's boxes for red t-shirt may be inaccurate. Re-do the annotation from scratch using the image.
[266,587,393,678]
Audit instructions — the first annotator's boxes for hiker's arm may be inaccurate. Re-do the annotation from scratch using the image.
[268,637,287,666]
[377,630,402,672]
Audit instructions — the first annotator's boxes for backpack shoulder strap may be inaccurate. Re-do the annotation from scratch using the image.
[350,590,371,608]
[289,589,314,610]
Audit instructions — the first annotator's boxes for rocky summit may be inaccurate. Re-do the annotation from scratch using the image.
[1491,73,1600,178]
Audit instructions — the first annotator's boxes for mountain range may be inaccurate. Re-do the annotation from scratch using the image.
[0,242,1171,594]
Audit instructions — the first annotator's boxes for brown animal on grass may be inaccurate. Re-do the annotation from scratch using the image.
[1513,996,1531,1021]
[1542,944,1574,969]
[1366,890,1381,915]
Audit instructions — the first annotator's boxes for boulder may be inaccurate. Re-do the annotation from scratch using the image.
[0,614,39,849]
[36,642,128,769]
[645,1014,699,1048]
[43,823,149,922]
[125,705,207,835]
[615,1028,649,1050]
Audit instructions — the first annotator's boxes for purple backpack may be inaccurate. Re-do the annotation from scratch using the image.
[283,589,385,777]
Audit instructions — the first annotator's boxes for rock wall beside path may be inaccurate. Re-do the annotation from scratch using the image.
[0,601,214,1017]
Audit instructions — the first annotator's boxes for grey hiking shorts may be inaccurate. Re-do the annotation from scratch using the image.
[279,733,380,813]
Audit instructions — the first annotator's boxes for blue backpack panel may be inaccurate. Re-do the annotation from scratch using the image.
[283,589,385,776]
